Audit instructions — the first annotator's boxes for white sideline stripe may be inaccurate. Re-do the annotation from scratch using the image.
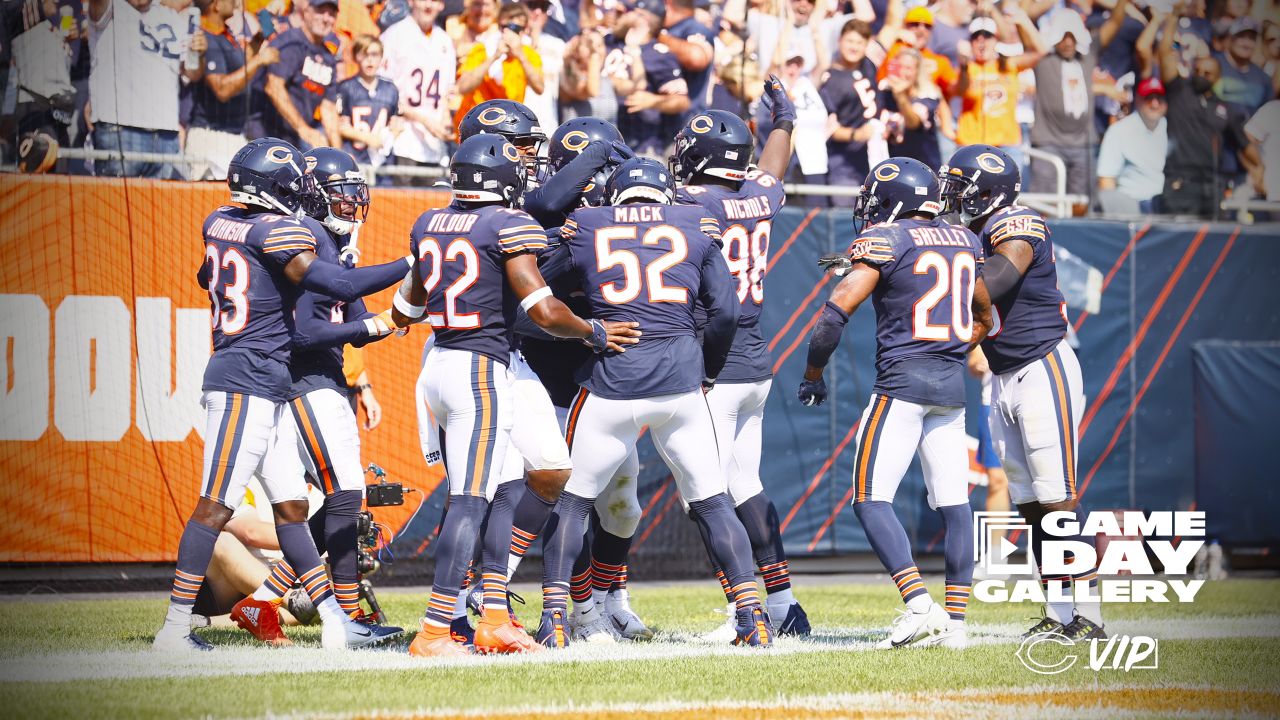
[3,615,1277,684]
[291,684,1278,720]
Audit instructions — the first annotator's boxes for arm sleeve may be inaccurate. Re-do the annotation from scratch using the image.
[291,292,375,350]
[982,251,1024,302]
[805,301,849,370]
[300,257,406,302]
[697,248,741,380]
[523,142,612,226]
[534,242,577,291]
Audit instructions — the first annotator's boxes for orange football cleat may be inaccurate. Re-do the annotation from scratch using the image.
[409,628,473,658]
[230,597,292,646]
[474,617,543,654]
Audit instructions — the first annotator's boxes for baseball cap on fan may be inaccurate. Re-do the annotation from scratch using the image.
[625,0,666,21]
[1229,16,1261,36]
[969,16,997,36]
[904,6,933,25]
[1136,77,1166,98]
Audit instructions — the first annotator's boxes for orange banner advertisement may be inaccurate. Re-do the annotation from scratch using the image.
[0,175,450,562]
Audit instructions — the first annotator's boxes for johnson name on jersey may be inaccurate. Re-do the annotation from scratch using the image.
[409,204,549,366]
[679,168,786,383]
[979,205,1067,376]
[201,206,318,402]
[851,217,983,407]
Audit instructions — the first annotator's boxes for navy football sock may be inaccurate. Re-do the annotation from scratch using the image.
[276,521,333,607]
[938,502,973,621]
[509,480,554,575]
[541,492,593,612]
[855,501,930,608]
[165,519,220,623]
[308,500,327,554]
[478,482,521,617]
[688,506,732,602]
[423,494,488,630]
[688,493,762,610]
[735,493,792,594]
[324,490,362,616]
[589,520,631,600]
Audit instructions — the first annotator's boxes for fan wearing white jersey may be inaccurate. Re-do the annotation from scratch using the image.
[380,0,457,175]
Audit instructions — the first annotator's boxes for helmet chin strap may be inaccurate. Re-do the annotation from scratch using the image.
[337,222,362,264]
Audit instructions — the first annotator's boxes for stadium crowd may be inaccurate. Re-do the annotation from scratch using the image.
[1,0,1277,216]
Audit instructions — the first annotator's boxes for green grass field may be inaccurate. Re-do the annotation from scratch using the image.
[1,577,1278,719]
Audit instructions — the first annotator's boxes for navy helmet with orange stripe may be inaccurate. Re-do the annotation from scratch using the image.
[450,134,527,206]
[605,157,675,206]
[853,157,942,233]
[458,99,547,155]
[228,137,314,216]
[939,144,1021,226]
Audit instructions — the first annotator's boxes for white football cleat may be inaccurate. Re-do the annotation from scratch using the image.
[322,618,401,650]
[604,590,654,641]
[876,602,949,649]
[152,625,213,652]
[915,620,968,649]
[569,603,618,644]
[700,603,738,644]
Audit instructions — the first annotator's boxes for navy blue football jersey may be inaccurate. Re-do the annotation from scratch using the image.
[978,206,1067,375]
[850,217,984,406]
[410,204,549,366]
[334,76,399,165]
[553,203,733,399]
[678,169,786,383]
[611,40,686,157]
[819,60,879,181]
[201,206,319,402]
[253,27,339,147]
[289,218,364,398]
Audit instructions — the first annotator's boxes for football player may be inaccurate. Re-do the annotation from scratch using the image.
[672,80,812,639]
[534,157,774,648]
[799,157,993,650]
[391,134,639,657]
[155,138,408,651]
[940,145,1104,641]
[228,147,410,646]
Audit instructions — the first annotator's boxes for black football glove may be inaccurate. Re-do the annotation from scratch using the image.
[798,376,827,406]
[818,253,854,277]
[762,74,797,127]
[608,141,636,166]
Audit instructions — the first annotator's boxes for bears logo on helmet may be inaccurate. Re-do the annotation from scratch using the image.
[976,152,1006,174]
[502,142,521,162]
[689,114,715,134]
[478,106,509,126]
[560,130,591,152]
[265,145,298,165]
[873,163,901,182]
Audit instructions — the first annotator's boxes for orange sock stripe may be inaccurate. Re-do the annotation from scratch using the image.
[174,569,203,582]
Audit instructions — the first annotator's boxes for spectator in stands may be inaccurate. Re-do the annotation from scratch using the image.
[873,4,959,98]
[334,34,402,167]
[449,0,498,55]
[559,24,614,121]
[877,47,950,169]
[254,0,341,150]
[1245,98,1280,202]
[711,10,763,114]
[1156,9,1259,217]
[820,18,879,207]
[754,49,828,199]
[954,10,1044,171]
[524,0,566,132]
[1096,76,1167,213]
[608,0,688,157]
[188,0,280,180]
[1261,21,1280,86]
[927,0,974,66]
[1215,17,1271,116]
[658,0,714,114]
[87,0,207,179]
[11,0,77,150]
[454,0,545,132]
[380,0,455,179]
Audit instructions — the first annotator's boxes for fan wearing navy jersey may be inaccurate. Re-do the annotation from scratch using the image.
[820,19,882,208]
[333,36,401,166]
[533,158,773,649]
[155,138,410,652]
[391,134,640,658]
[671,91,815,638]
[800,157,993,650]
[250,0,341,149]
[940,144,1104,642]
[228,148,410,647]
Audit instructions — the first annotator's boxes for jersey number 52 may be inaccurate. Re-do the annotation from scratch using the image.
[595,225,689,304]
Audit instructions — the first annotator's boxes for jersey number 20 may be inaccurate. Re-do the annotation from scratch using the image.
[913,251,976,342]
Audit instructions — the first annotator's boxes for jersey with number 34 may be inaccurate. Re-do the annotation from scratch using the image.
[678,169,786,383]
[850,217,984,406]
[200,206,318,402]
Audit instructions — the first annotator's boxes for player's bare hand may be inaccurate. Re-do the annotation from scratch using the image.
[360,389,382,430]
[603,320,641,352]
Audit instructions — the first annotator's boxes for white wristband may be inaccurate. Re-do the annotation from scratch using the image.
[393,292,425,319]
[363,318,381,336]
[520,286,553,313]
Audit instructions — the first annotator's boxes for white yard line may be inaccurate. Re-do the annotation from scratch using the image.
[3,616,1278,684]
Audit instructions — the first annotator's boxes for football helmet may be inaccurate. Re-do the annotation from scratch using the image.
[228,137,312,215]
[303,147,369,236]
[670,110,753,184]
[450,134,527,206]
[548,117,626,207]
[458,99,547,155]
[939,144,1020,225]
[606,157,675,205]
[853,157,943,232]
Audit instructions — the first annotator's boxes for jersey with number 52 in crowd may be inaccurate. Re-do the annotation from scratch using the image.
[202,206,319,402]
[853,216,984,407]
[679,169,786,383]
[978,206,1067,375]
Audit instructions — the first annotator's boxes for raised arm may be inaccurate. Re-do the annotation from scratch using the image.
[758,75,797,180]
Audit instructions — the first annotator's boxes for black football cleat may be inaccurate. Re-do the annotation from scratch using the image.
[1022,616,1066,639]
[1060,616,1106,642]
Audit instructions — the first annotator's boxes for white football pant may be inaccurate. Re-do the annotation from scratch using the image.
[851,393,968,509]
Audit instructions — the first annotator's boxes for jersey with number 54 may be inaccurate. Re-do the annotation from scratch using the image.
[677,168,786,383]
[978,205,1067,376]
[409,204,549,367]
[549,203,737,399]
[201,205,319,402]
[851,217,984,407]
